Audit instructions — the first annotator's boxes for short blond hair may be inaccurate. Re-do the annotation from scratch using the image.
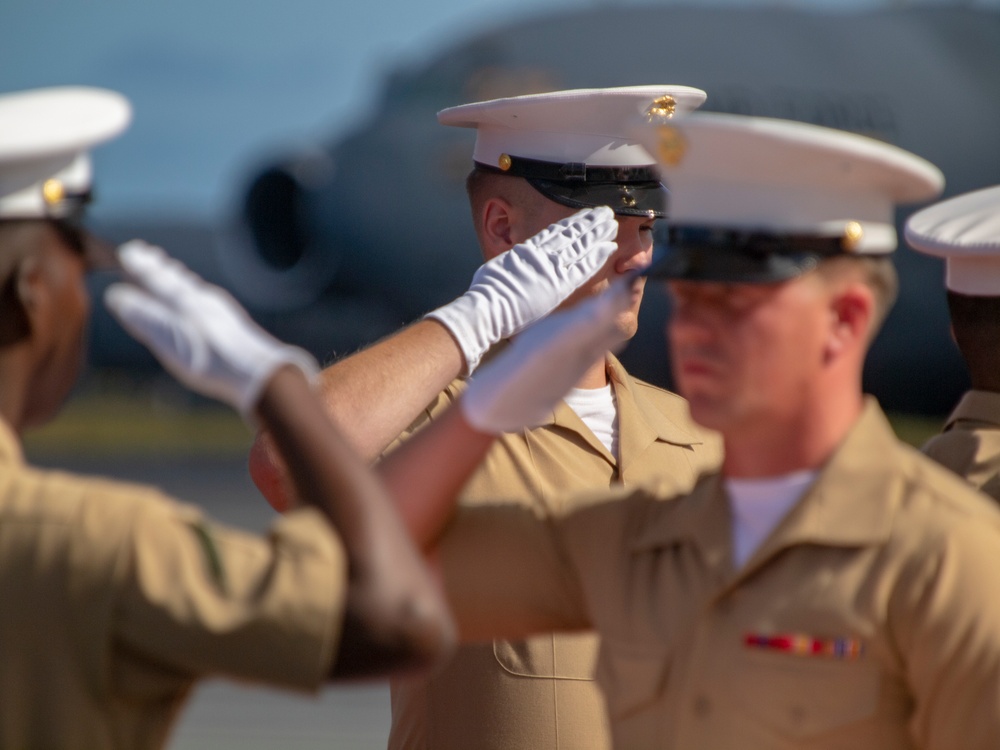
[465,167,548,245]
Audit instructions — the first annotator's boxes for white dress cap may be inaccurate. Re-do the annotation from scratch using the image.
[904,185,1000,296]
[439,85,706,217]
[0,86,132,220]
[439,85,707,168]
[635,112,944,256]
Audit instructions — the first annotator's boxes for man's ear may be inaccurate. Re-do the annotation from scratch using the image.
[825,282,875,363]
[15,255,44,315]
[0,257,41,346]
[479,197,516,260]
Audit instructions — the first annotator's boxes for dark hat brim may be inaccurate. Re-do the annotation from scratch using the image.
[645,244,819,283]
[47,219,120,271]
[473,157,667,218]
[527,178,667,218]
[643,226,855,283]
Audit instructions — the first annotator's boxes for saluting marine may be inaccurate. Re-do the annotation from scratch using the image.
[0,86,453,749]
[905,185,1000,501]
[249,86,721,750]
[375,112,1000,749]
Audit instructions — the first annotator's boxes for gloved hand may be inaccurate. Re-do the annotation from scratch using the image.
[104,240,319,420]
[460,276,634,434]
[426,206,618,374]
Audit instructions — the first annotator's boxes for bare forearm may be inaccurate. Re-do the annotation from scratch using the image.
[249,320,464,510]
[317,319,465,461]
[254,366,455,678]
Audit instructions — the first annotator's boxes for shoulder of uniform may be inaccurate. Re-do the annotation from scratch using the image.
[46,462,172,507]
[921,428,978,471]
[876,445,1000,621]
[895,442,1000,526]
[0,463,182,546]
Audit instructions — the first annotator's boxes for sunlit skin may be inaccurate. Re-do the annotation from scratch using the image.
[666,271,871,477]
[249,182,657,507]
[504,197,656,341]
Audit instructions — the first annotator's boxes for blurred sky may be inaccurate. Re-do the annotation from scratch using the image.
[2,0,998,221]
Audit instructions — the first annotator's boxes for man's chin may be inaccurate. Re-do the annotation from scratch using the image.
[615,312,640,341]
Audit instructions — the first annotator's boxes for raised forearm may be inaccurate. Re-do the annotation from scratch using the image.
[249,319,464,511]
[255,366,456,679]
[315,319,465,460]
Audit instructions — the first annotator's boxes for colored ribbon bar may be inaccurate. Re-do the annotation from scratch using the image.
[744,633,865,660]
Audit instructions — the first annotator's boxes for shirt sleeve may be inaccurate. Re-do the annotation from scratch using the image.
[891,514,1000,749]
[440,500,590,642]
[113,500,346,692]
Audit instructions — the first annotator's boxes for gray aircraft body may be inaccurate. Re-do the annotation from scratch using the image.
[94,4,1000,414]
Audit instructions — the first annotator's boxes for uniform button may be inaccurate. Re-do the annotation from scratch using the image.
[693,695,712,717]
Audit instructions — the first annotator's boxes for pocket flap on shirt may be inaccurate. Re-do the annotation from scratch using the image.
[493,631,600,680]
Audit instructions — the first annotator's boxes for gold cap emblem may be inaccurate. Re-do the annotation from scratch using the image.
[656,125,686,167]
[42,179,65,205]
[621,191,637,208]
[646,95,677,121]
[498,153,512,171]
[842,221,864,251]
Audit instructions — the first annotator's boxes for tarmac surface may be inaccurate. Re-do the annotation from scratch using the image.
[34,451,392,750]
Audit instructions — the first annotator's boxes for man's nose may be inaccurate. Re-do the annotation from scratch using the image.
[614,230,654,273]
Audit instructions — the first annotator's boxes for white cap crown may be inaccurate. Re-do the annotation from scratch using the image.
[440,85,707,169]
[905,184,1000,296]
[0,86,132,220]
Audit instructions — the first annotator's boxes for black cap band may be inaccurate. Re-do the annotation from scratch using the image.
[43,185,92,224]
[646,226,856,283]
[474,156,668,218]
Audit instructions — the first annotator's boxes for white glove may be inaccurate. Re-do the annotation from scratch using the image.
[426,206,618,374]
[460,277,634,435]
[104,240,319,419]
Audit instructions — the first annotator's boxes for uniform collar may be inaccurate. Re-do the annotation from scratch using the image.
[0,417,24,466]
[538,354,703,444]
[608,355,704,448]
[630,399,899,565]
[944,390,1000,430]
[537,354,705,466]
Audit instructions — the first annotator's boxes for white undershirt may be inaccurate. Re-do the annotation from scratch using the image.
[726,470,818,568]
[564,383,619,458]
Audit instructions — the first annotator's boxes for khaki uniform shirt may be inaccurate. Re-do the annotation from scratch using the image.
[0,419,344,750]
[922,389,1000,501]
[389,355,720,750]
[443,401,1000,750]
